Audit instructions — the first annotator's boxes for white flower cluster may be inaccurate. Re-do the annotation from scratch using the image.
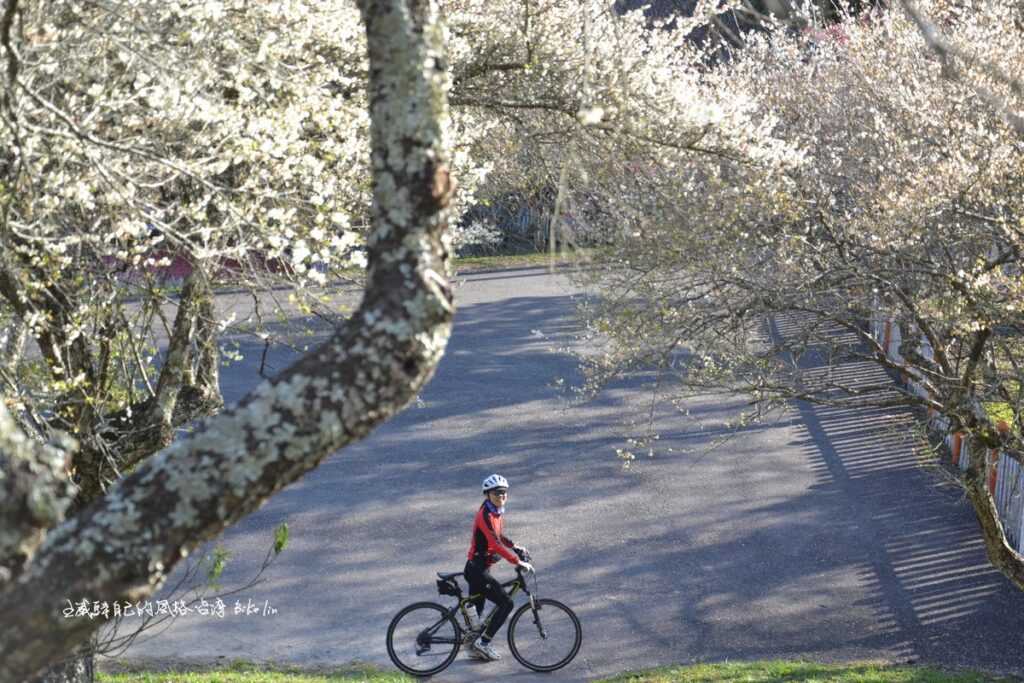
[444,0,804,247]
[577,0,1024,442]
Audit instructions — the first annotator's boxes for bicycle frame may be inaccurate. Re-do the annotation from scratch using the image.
[456,571,533,631]
[426,570,534,644]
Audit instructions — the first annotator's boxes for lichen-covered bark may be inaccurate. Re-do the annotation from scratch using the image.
[0,404,77,587]
[0,0,455,678]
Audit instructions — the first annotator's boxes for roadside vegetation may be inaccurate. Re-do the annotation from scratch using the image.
[452,250,594,273]
[601,661,1020,683]
[97,660,410,683]
[97,660,1020,683]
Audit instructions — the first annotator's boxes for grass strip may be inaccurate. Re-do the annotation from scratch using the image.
[99,659,1020,683]
[598,660,1019,682]
[452,250,590,272]
[98,659,411,683]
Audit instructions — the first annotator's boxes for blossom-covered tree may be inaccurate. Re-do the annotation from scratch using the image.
[0,0,789,536]
[445,0,804,255]
[577,0,1024,590]
[0,0,457,678]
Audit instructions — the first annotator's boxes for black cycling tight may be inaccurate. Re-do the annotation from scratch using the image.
[464,559,514,639]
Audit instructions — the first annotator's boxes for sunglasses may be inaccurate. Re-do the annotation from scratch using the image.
[490,490,509,496]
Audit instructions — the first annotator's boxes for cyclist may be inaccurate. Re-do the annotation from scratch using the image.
[464,474,534,662]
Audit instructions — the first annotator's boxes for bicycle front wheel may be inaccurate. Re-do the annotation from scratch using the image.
[386,601,461,677]
[507,598,582,672]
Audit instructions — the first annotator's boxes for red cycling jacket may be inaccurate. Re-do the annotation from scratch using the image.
[466,500,520,568]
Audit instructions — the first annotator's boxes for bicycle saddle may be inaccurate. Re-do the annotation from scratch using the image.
[437,572,464,580]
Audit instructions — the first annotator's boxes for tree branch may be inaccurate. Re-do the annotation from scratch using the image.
[0,0,456,677]
[0,403,76,587]
[900,0,1024,136]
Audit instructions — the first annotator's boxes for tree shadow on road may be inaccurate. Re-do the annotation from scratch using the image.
[135,292,1024,679]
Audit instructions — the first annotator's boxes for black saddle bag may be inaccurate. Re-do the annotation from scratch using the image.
[436,577,462,598]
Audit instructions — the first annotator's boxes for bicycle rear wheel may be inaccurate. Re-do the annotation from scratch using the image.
[386,601,461,676]
[507,598,582,672]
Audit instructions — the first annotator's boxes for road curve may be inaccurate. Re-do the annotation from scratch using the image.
[114,267,1024,681]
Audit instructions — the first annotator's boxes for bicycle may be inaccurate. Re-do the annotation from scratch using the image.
[385,552,582,677]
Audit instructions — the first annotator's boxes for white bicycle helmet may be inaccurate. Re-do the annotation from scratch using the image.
[482,474,509,494]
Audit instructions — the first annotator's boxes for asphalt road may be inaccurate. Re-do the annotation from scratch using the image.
[116,267,1024,680]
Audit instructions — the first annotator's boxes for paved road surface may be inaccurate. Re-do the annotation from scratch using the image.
[116,267,1024,680]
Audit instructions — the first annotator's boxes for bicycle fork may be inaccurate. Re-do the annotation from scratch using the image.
[528,595,548,639]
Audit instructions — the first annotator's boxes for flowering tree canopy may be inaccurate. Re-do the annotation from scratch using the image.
[578,0,1024,589]
[0,0,789,517]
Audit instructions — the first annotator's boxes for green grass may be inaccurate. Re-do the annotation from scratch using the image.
[98,659,411,683]
[325,250,586,282]
[99,660,1019,683]
[154,251,584,294]
[452,249,591,272]
[598,660,1018,683]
